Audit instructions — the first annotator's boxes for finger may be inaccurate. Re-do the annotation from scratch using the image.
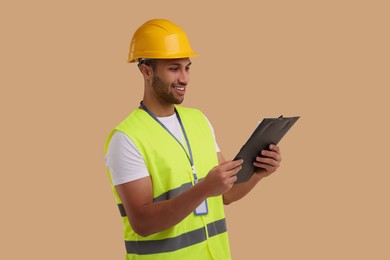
[260,150,281,162]
[224,173,238,186]
[230,175,238,185]
[269,144,280,153]
[219,159,242,166]
[254,162,276,173]
[255,157,279,167]
[225,164,242,177]
[221,159,244,171]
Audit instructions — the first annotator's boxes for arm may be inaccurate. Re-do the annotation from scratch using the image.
[222,144,282,205]
[115,159,243,237]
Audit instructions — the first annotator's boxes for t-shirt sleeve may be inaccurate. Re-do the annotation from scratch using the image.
[203,114,221,153]
[105,131,150,186]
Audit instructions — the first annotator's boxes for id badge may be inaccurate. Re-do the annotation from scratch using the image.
[194,199,208,216]
[192,166,208,216]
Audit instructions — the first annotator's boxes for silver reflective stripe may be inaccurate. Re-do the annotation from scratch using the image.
[125,226,206,255]
[207,218,227,237]
[118,204,126,217]
[154,178,204,202]
[125,218,227,255]
[153,182,193,202]
[118,179,205,217]
[117,183,192,217]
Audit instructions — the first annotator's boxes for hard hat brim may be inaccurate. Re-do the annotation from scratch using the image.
[128,52,199,63]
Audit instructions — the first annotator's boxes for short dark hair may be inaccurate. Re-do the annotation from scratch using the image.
[138,59,157,71]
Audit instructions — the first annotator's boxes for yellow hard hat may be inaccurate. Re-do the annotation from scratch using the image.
[128,19,198,63]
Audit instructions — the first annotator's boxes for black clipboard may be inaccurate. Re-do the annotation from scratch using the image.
[234,116,300,184]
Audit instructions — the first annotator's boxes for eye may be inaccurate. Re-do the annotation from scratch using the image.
[185,67,191,71]
[169,67,179,71]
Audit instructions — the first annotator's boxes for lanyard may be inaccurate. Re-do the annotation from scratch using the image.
[140,102,199,183]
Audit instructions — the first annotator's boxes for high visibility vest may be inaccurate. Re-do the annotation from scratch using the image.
[105,106,231,260]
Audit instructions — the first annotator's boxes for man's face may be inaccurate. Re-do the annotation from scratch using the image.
[151,58,191,105]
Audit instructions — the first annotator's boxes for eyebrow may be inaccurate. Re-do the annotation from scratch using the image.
[168,62,192,67]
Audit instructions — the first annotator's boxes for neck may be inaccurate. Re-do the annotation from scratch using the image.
[140,99,175,117]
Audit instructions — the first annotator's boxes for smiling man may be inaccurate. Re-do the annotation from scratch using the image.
[104,19,282,260]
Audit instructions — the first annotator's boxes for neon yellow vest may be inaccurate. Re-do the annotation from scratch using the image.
[105,106,231,260]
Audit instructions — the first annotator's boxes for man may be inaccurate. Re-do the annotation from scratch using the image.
[104,19,282,259]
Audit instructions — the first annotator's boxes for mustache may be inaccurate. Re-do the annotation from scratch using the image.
[172,82,187,87]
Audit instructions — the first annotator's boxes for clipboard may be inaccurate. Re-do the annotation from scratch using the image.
[234,116,300,184]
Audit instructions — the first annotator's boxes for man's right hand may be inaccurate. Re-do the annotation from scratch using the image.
[201,159,244,197]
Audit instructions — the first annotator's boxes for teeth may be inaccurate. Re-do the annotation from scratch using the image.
[175,86,185,91]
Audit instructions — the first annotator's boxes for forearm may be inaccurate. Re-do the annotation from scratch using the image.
[223,174,264,205]
[132,182,209,236]
[118,157,243,237]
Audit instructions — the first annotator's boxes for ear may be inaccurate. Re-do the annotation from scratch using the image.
[139,64,153,80]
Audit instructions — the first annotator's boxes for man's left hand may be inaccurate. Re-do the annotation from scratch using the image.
[253,144,282,178]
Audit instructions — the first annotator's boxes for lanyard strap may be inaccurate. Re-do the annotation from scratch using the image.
[140,102,198,181]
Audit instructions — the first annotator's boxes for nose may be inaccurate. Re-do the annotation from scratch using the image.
[178,68,189,85]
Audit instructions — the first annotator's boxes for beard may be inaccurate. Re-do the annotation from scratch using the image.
[152,75,185,105]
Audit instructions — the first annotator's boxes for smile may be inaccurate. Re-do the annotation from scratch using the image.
[172,85,186,96]
[173,86,185,91]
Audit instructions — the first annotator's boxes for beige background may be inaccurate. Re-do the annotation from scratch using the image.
[1,0,389,259]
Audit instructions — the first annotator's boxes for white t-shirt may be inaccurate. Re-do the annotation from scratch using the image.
[105,114,220,186]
